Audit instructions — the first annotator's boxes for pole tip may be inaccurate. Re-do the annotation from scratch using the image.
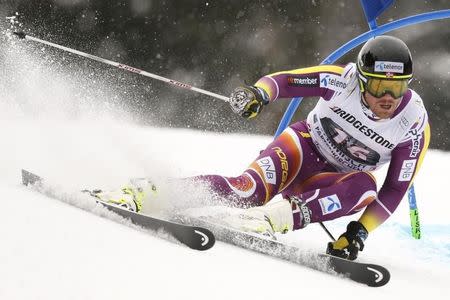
[13,31,26,39]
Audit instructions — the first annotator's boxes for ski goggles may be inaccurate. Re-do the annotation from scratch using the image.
[365,77,409,99]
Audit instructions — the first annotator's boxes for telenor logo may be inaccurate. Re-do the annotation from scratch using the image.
[374,61,404,73]
[318,194,342,215]
[319,74,347,90]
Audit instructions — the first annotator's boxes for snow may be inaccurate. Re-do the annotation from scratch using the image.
[1,36,449,300]
[0,119,449,299]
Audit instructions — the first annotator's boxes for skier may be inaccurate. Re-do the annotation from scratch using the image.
[94,35,429,260]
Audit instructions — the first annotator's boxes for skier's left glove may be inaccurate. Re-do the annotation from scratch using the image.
[326,221,368,261]
[229,85,269,119]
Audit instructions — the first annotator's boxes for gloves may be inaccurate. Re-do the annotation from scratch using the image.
[326,221,368,261]
[229,85,269,119]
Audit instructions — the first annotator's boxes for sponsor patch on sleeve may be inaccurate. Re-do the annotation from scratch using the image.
[319,74,347,91]
[287,75,319,87]
[398,159,417,181]
[256,156,276,185]
[318,194,342,215]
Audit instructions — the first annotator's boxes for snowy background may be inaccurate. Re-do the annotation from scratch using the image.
[1,1,450,148]
[1,14,450,300]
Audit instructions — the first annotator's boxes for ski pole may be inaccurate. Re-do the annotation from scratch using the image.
[408,184,421,239]
[12,31,230,103]
[319,222,336,241]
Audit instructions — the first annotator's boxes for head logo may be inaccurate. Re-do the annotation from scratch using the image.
[194,230,210,247]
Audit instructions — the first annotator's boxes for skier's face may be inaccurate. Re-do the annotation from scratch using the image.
[364,92,402,119]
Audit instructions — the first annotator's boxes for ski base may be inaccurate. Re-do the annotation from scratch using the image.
[21,169,215,251]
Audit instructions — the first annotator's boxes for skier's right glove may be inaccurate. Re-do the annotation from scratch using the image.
[229,85,269,119]
[326,221,368,261]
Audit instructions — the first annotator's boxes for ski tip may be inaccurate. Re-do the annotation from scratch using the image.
[320,254,391,287]
[13,31,26,39]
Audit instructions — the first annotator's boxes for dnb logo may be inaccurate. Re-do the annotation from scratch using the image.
[398,159,417,181]
[318,194,342,215]
[256,156,276,185]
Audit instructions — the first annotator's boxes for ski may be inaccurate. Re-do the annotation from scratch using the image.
[21,168,389,285]
[180,217,390,287]
[21,169,215,251]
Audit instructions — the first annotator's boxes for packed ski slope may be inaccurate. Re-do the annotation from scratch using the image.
[1,36,449,300]
[2,117,450,299]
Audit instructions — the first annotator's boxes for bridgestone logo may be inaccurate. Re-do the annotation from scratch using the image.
[330,106,395,149]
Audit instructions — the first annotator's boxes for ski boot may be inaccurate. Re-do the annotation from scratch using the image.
[222,196,311,237]
[85,178,157,213]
